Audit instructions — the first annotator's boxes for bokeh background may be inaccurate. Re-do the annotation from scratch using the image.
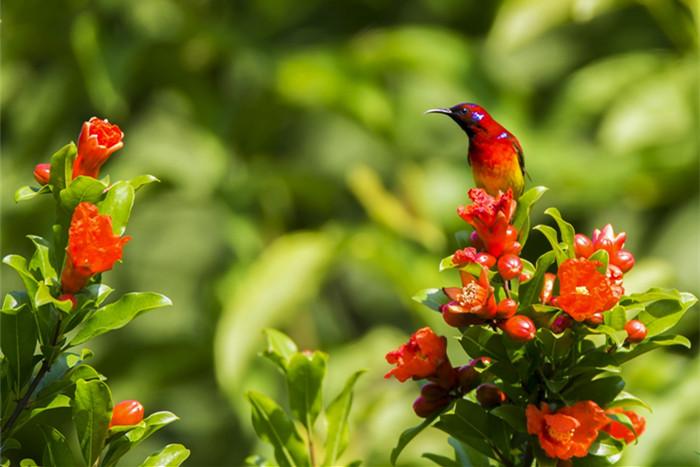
[2,0,698,465]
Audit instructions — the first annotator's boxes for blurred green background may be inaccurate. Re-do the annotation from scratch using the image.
[2,0,698,465]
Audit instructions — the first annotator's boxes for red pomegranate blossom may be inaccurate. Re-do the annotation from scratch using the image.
[61,202,131,294]
[385,327,448,382]
[526,401,608,460]
[575,224,635,273]
[72,117,124,179]
[442,268,497,325]
[457,188,520,258]
[602,408,646,443]
[556,258,620,322]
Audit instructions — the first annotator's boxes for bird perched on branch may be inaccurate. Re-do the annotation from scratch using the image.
[427,103,526,197]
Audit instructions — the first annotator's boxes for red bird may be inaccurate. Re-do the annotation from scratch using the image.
[427,103,526,197]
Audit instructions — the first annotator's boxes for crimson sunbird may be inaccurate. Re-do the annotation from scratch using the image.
[427,103,526,197]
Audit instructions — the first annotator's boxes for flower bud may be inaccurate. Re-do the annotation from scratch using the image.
[539,273,556,304]
[519,271,532,283]
[504,225,518,243]
[574,234,594,258]
[475,383,506,409]
[625,320,647,343]
[497,254,522,280]
[33,163,51,185]
[413,395,450,418]
[615,250,635,273]
[502,315,536,342]
[586,312,604,326]
[495,298,518,319]
[420,382,450,401]
[109,400,144,428]
[550,314,572,334]
[456,365,480,393]
[475,252,496,269]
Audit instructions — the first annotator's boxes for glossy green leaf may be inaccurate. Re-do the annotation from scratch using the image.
[534,224,567,264]
[608,391,652,411]
[41,426,80,467]
[3,255,39,308]
[422,453,459,467]
[49,143,76,196]
[563,376,624,407]
[435,400,508,461]
[2,291,29,315]
[98,181,135,235]
[588,249,609,273]
[1,307,37,392]
[439,255,457,271]
[390,409,442,465]
[490,404,526,432]
[139,444,190,467]
[519,250,556,308]
[129,174,160,191]
[102,411,181,467]
[636,293,697,337]
[19,459,39,467]
[247,391,310,467]
[59,176,108,211]
[72,379,112,466]
[27,235,58,284]
[70,292,172,345]
[460,326,508,361]
[603,306,627,331]
[512,186,548,247]
[322,370,364,466]
[614,334,691,364]
[287,351,328,428]
[35,282,73,313]
[412,288,449,312]
[15,185,51,203]
[544,207,575,258]
[262,328,298,373]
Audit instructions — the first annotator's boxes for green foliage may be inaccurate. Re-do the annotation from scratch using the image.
[247,329,363,467]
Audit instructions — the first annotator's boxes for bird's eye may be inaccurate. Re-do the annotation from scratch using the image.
[459,108,468,115]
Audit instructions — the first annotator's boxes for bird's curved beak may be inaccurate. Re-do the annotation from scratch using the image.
[424,108,453,116]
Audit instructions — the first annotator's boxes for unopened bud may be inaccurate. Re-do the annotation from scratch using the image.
[33,163,51,185]
[625,320,647,343]
[502,315,536,342]
[476,383,506,409]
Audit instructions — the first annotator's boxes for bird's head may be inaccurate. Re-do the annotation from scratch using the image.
[426,103,498,138]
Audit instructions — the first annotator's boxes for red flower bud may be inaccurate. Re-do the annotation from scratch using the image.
[495,298,518,319]
[475,252,496,269]
[625,320,647,343]
[519,271,532,283]
[497,254,522,280]
[413,395,450,418]
[109,400,144,428]
[33,163,51,185]
[420,382,450,401]
[73,117,124,179]
[476,383,506,409]
[574,234,594,258]
[615,250,635,273]
[586,312,604,326]
[550,314,572,334]
[58,293,77,311]
[502,315,536,342]
[540,273,556,305]
[456,365,480,393]
[504,225,518,243]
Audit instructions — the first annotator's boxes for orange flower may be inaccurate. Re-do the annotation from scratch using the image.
[457,188,519,257]
[556,258,620,321]
[442,267,497,325]
[526,401,608,460]
[385,327,447,382]
[603,408,645,443]
[72,117,124,179]
[61,202,130,293]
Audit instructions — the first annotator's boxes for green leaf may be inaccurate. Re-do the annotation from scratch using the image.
[35,282,74,313]
[422,453,459,467]
[519,251,555,308]
[637,294,698,337]
[512,186,548,247]
[59,176,108,211]
[72,379,112,466]
[490,404,526,433]
[102,411,181,467]
[2,291,29,315]
[603,306,627,331]
[563,376,624,407]
[608,391,652,411]
[588,249,609,273]
[27,235,58,285]
[412,288,449,312]
[460,326,508,361]
[322,370,365,466]
[49,143,76,197]
[1,307,37,393]
[247,391,310,467]
[19,459,39,467]
[98,181,135,235]
[390,410,442,465]
[139,444,190,467]
[70,292,172,345]
[287,351,328,428]
[262,328,298,373]
[614,334,691,364]
[544,207,575,258]
[586,324,627,346]
[435,400,508,461]
[41,426,81,467]
[3,255,39,308]
[129,174,160,191]
[534,225,568,264]
[15,185,51,203]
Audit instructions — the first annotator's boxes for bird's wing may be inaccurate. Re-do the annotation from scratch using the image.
[512,139,526,178]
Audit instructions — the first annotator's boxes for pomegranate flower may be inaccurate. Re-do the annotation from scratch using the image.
[61,202,131,293]
[526,401,608,460]
[385,327,448,382]
[457,188,520,257]
[575,224,635,273]
[442,268,497,325]
[602,408,646,443]
[556,258,620,322]
[72,117,124,179]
